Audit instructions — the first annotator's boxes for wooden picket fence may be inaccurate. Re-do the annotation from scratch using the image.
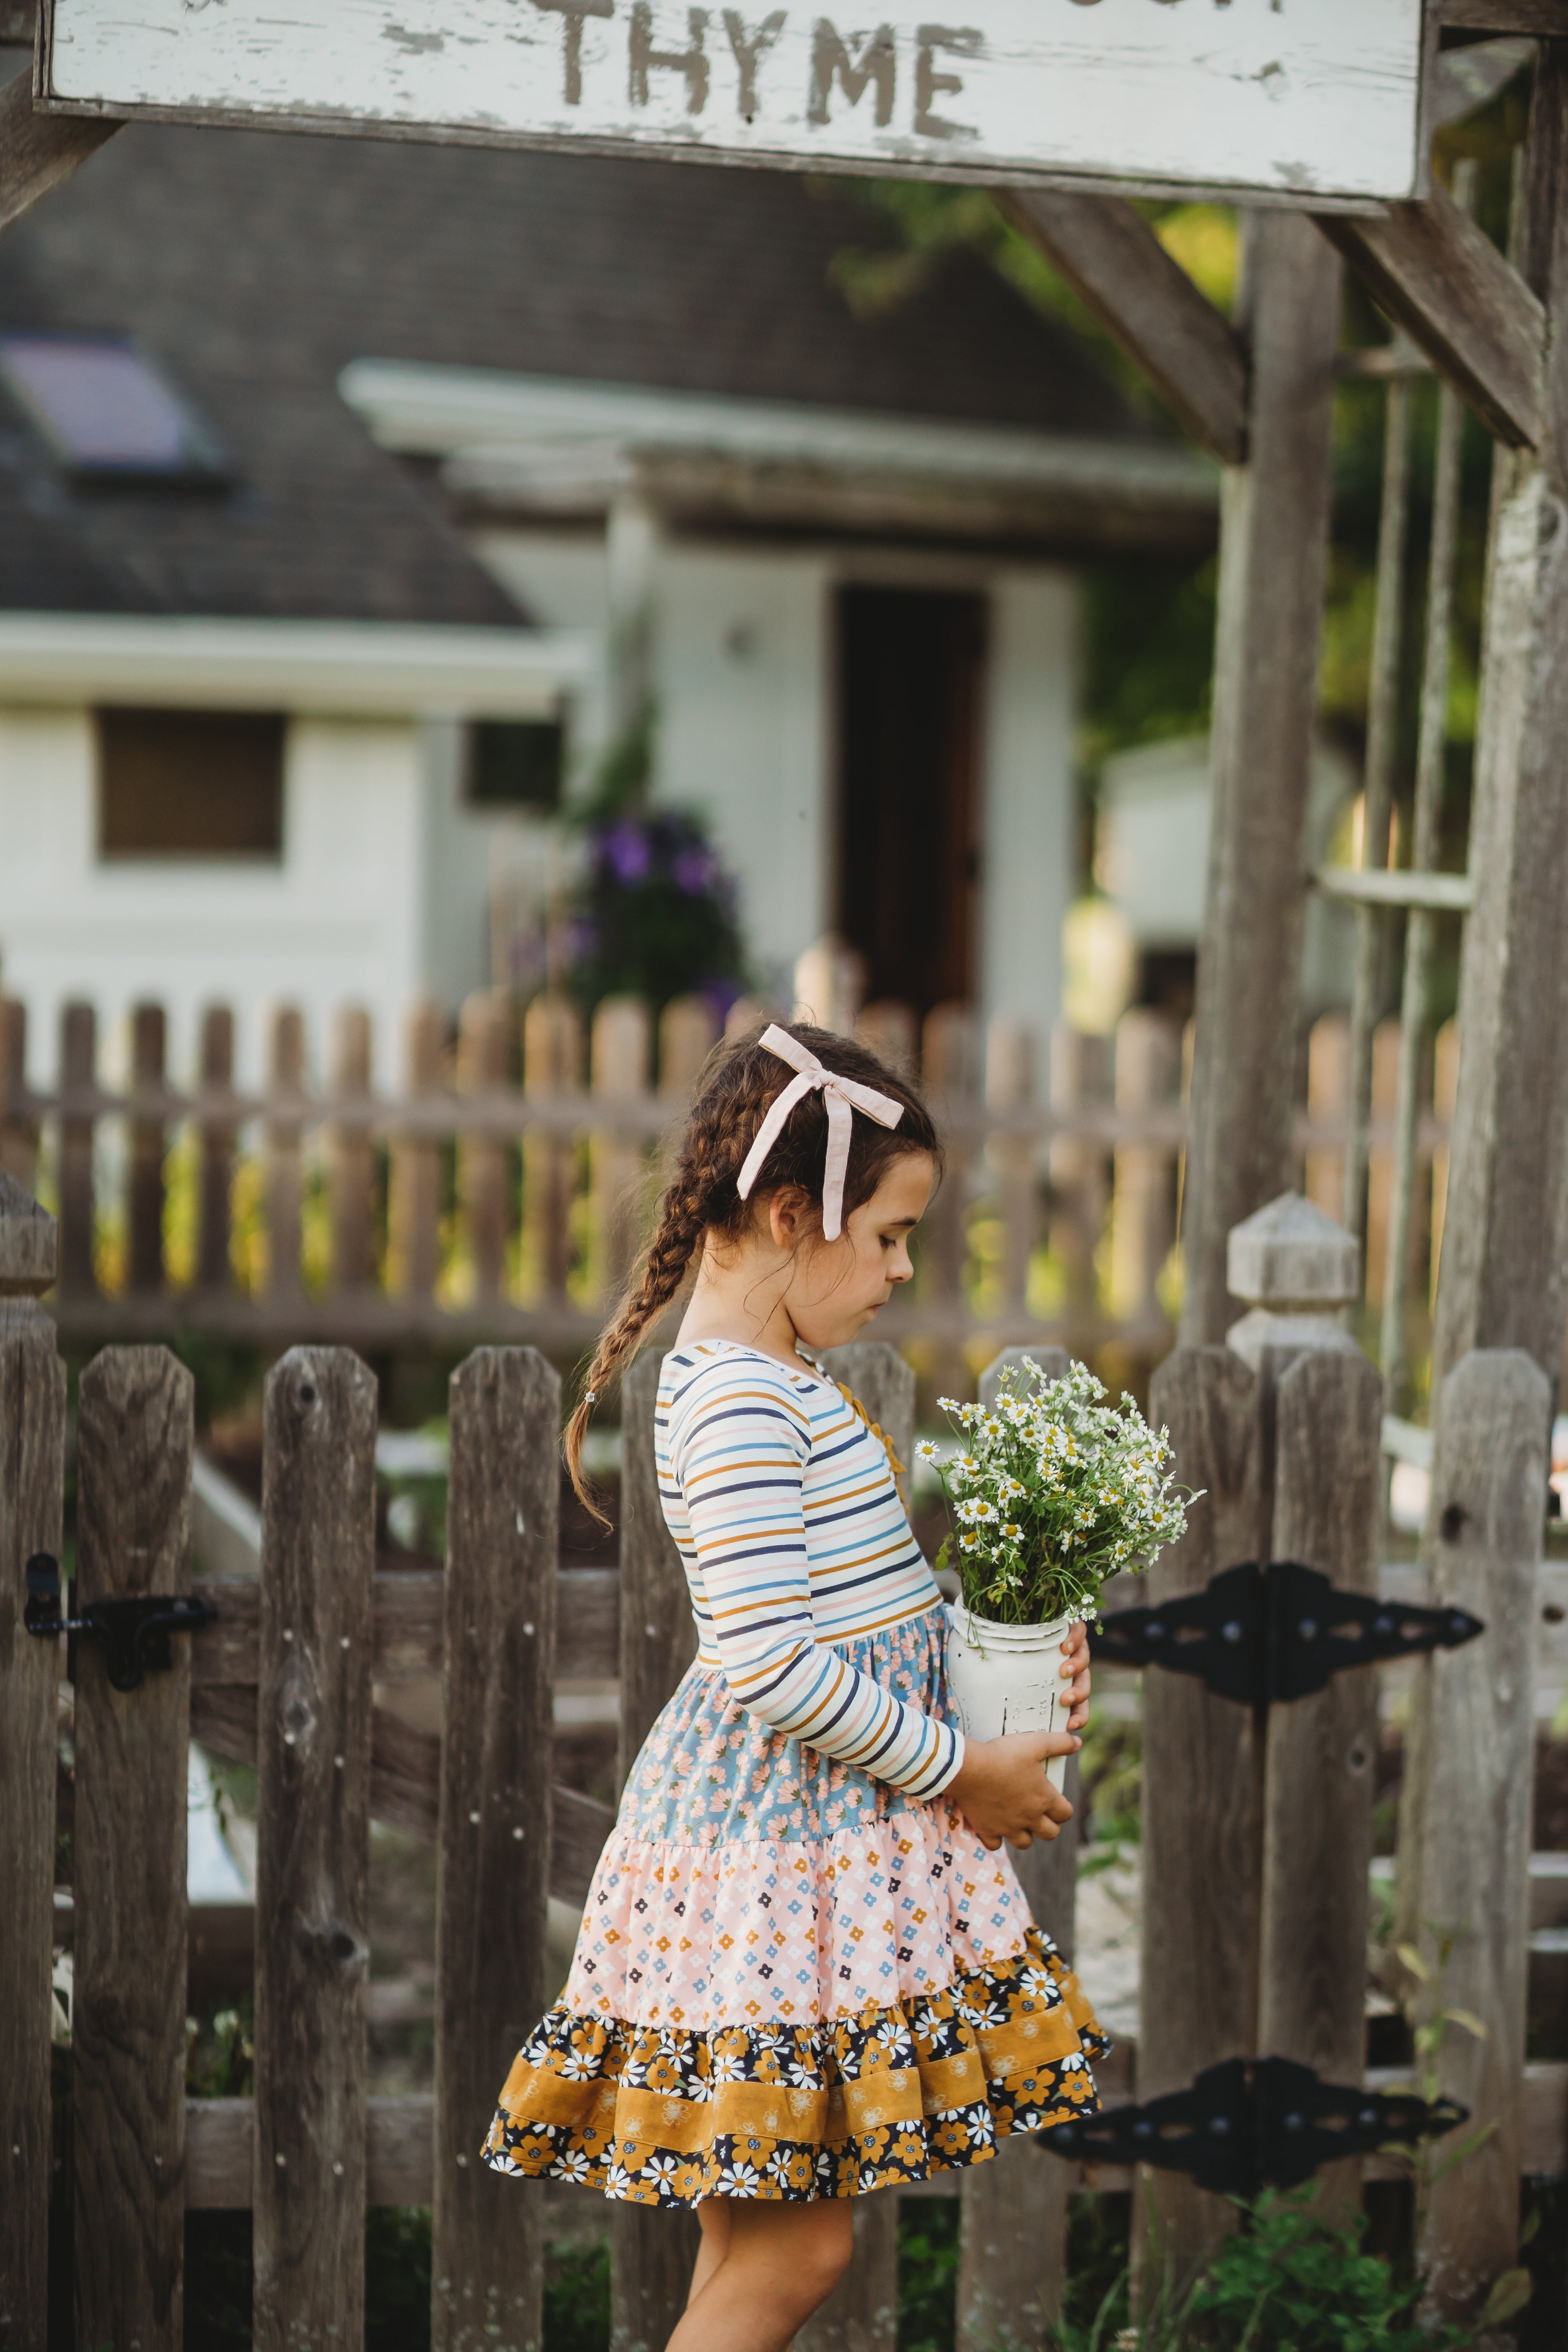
[0,985,1462,1382]
[3,1173,1566,2350]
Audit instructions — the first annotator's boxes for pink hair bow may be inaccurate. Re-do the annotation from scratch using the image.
[735,1024,905,1240]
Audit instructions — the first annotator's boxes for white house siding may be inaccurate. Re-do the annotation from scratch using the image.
[978,569,1077,1040]
[472,525,1076,1027]
[0,707,425,1090]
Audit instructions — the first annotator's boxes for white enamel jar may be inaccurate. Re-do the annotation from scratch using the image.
[944,1601,1076,1789]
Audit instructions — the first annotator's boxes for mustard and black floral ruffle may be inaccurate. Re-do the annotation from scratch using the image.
[482,1926,1108,2205]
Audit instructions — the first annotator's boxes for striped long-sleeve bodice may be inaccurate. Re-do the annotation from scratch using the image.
[654,1341,963,1800]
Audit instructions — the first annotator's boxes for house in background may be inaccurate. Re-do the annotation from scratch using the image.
[0,70,1216,1087]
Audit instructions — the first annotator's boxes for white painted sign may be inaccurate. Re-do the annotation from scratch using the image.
[40,0,1428,207]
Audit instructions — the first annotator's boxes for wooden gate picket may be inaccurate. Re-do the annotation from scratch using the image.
[0,1180,67,2352]
[434,1347,561,2352]
[252,1348,377,2351]
[1139,1345,1267,2287]
[611,1346,701,2352]
[72,1347,196,2352]
[956,1347,1076,2352]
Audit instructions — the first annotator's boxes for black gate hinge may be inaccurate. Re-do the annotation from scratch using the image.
[1039,2055,1467,2199]
[1089,1560,1483,1706]
[24,1552,218,1693]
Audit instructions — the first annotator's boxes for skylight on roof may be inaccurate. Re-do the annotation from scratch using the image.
[0,335,226,477]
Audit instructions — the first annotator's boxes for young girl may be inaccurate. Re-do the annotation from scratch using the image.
[484,1021,1107,2347]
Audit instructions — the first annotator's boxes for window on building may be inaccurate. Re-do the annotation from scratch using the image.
[97,709,286,860]
[0,335,227,480]
[466,719,565,813]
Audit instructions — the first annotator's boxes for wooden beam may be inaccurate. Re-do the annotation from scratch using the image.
[1317,180,1546,450]
[1433,40,1568,1383]
[1179,212,1343,1345]
[1002,189,1248,466]
[0,67,118,236]
[1441,0,1568,30]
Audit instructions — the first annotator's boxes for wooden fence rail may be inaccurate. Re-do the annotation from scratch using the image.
[0,985,1462,1380]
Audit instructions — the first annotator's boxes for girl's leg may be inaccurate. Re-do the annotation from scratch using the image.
[687,2201,733,2307]
[668,2198,853,2352]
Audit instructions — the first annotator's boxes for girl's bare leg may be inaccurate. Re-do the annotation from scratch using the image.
[669,2198,853,2352]
[686,2202,733,2308]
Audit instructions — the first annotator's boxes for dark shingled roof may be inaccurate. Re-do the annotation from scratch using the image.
[0,95,1154,623]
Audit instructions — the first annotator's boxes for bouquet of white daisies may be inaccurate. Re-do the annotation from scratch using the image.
[921,1359,1196,1628]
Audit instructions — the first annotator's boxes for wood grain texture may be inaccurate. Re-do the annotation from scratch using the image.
[1180,214,1343,1345]
[1432,49,1568,1394]
[0,64,117,235]
[1003,191,1248,464]
[612,1344,701,2351]
[434,1348,560,2352]
[795,2196,899,2352]
[186,2096,438,2210]
[72,1346,194,2352]
[957,1346,1075,2349]
[0,1308,66,2350]
[1318,180,1545,449]
[1441,0,1568,32]
[1138,1347,1266,2288]
[1399,1348,1549,2323]
[252,1348,377,2352]
[1258,1346,1382,2214]
[190,1564,619,1686]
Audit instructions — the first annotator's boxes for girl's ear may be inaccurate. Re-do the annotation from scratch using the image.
[766,1185,818,1251]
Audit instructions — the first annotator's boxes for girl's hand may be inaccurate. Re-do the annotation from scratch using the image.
[1061,1619,1092,1732]
[946,1729,1078,1852]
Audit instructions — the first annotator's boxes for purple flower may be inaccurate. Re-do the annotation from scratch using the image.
[672,848,719,897]
[598,820,653,886]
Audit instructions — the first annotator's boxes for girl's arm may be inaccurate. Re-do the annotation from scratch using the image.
[677,1370,964,1800]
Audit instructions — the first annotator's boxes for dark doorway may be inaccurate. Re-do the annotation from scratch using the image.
[835,585,985,1015]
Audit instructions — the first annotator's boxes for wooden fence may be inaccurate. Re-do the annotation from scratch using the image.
[4,1171,1565,2350]
[0,985,1462,1387]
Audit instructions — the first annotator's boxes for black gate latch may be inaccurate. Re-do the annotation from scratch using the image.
[24,1552,217,1693]
[1038,2055,1467,2199]
[1089,1560,1483,1706]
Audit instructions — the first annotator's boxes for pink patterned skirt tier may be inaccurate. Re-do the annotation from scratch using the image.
[483,1599,1108,2203]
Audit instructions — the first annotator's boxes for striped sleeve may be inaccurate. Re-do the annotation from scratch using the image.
[672,1361,964,1800]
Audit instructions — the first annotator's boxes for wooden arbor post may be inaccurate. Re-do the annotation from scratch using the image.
[1005,193,1342,1348]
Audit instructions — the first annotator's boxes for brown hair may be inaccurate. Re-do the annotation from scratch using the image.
[565,1020,939,1518]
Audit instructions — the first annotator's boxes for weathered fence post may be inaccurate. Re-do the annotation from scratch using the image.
[58,1000,97,1301]
[128,1001,167,1296]
[957,1346,1076,2351]
[795,1343,916,2352]
[389,999,445,1303]
[434,1347,560,2352]
[264,1005,307,1307]
[1395,1348,1549,2325]
[252,1348,377,2352]
[1139,1342,1266,2285]
[612,1346,700,2352]
[457,989,511,1307]
[196,1004,238,1295]
[522,991,582,1311]
[0,1176,67,2350]
[590,996,652,1308]
[329,1007,376,1297]
[72,1344,196,2351]
[1232,1201,1381,2218]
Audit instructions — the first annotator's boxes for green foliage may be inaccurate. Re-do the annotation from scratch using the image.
[186,1999,255,2100]
[898,2196,959,2352]
[1078,1706,1143,1870]
[1054,2188,1490,2351]
[562,717,750,1020]
[544,2239,612,2352]
[366,2208,433,2347]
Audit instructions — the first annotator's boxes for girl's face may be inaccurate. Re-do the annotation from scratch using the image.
[768,1151,936,1351]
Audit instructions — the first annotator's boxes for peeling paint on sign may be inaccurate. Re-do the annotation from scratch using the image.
[40,1,1427,206]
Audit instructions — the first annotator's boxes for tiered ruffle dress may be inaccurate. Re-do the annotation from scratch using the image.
[483,1340,1107,2205]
